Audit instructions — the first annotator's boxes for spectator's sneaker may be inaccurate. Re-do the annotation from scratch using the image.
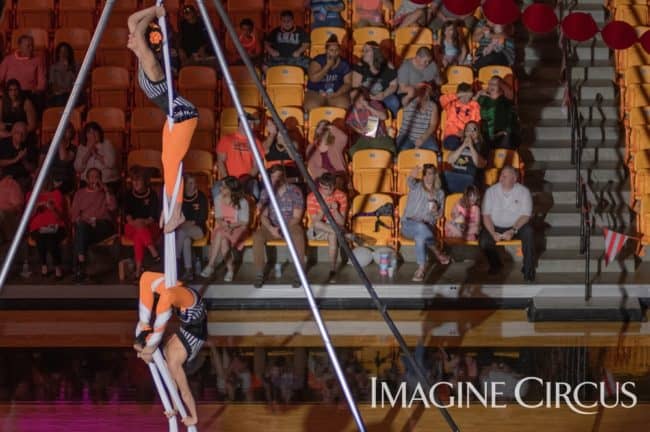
[224,269,234,282]
[181,269,194,282]
[523,268,536,283]
[200,264,215,278]
[327,270,337,284]
[254,274,264,288]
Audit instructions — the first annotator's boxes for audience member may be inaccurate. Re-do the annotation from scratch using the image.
[0,80,37,137]
[444,185,480,241]
[479,166,535,282]
[124,167,161,280]
[306,173,350,282]
[304,35,351,111]
[401,164,449,282]
[440,83,481,150]
[48,42,77,107]
[176,174,208,282]
[477,76,519,149]
[397,47,442,106]
[46,123,77,195]
[396,82,439,152]
[253,165,305,288]
[473,23,515,70]
[70,168,117,282]
[305,120,348,181]
[352,42,399,116]
[202,176,250,281]
[353,0,392,28]
[310,0,345,28]
[178,5,212,65]
[74,122,120,192]
[347,88,394,156]
[435,21,469,68]
[27,176,66,280]
[263,119,302,179]
[230,19,262,65]
[0,35,46,103]
[0,167,24,244]
[216,113,263,199]
[0,121,38,192]
[444,121,486,193]
[264,10,310,71]
[393,0,428,28]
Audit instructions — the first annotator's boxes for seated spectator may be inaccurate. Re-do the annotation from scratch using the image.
[69,168,117,282]
[0,35,46,105]
[230,19,262,65]
[477,76,519,149]
[304,35,351,111]
[124,167,161,280]
[74,122,120,193]
[426,0,477,33]
[27,176,66,280]
[0,80,37,138]
[393,0,428,28]
[354,0,392,28]
[176,174,208,282]
[178,5,212,65]
[202,176,250,281]
[47,124,77,195]
[352,42,400,116]
[443,121,486,193]
[401,164,449,282]
[47,42,77,107]
[347,88,394,157]
[310,0,345,29]
[264,10,310,71]
[263,118,302,179]
[253,165,305,288]
[306,173,351,282]
[305,120,348,181]
[434,21,469,68]
[0,121,38,192]
[444,185,480,241]
[473,23,515,70]
[479,166,535,282]
[0,167,24,244]
[440,83,481,150]
[397,47,442,106]
[216,113,263,199]
[396,82,439,153]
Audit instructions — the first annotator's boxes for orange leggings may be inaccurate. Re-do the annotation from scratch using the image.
[162,118,198,203]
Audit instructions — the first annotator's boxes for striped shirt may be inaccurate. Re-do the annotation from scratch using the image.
[400,99,435,143]
[137,65,198,122]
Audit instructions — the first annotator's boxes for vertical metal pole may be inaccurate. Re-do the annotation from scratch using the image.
[156,0,175,127]
[0,0,117,292]
[193,1,367,430]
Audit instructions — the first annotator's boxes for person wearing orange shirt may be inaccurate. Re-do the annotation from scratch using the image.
[440,83,481,150]
[0,166,24,245]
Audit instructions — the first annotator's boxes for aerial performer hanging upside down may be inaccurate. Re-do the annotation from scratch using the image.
[127,5,198,233]
[128,5,205,428]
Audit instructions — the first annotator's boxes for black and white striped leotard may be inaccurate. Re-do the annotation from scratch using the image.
[138,65,198,123]
[175,286,207,363]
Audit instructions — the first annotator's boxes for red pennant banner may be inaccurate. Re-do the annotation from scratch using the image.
[640,30,650,54]
[482,0,521,26]
[442,0,481,17]
[561,12,599,42]
[601,20,638,50]
[522,3,558,34]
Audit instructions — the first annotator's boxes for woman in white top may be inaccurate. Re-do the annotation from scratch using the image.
[74,121,120,193]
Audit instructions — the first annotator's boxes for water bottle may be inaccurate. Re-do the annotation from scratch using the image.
[20,260,31,278]
[275,262,283,278]
[379,253,390,276]
[194,256,202,277]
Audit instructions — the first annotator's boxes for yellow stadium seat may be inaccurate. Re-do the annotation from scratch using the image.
[617,44,650,72]
[626,106,650,128]
[15,0,53,29]
[308,106,347,141]
[311,27,347,57]
[266,66,305,108]
[97,28,132,70]
[127,149,163,175]
[219,107,260,138]
[396,195,414,246]
[54,28,92,65]
[351,193,394,246]
[395,149,438,194]
[441,66,474,95]
[226,0,264,32]
[268,0,306,29]
[275,106,306,145]
[130,108,167,150]
[478,65,515,91]
[394,26,433,64]
[91,67,130,110]
[191,107,217,152]
[623,84,650,111]
[351,149,393,194]
[305,211,330,248]
[101,0,138,28]
[352,27,392,61]
[637,195,650,252]
[58,0,95,30]
[179,66,218,108]
[222,66,261,107]
[441,193,477,247]
[483,149,524,186]
[11,28,48,57]
[614,5,648,25]
[628,126,650,157]
[86,107,127,155]
[184,149,215,199]
[622,65,650,86]
[41,107,82,145]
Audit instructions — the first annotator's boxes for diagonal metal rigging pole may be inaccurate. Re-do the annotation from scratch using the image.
[209,0,460,430]
[0,0,117,292]
[193,1,367,430]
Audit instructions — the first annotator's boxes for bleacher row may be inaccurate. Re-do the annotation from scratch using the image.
[612,3,650,254]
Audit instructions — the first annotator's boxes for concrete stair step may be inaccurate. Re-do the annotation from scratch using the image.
[529,182,630,206]
[519,80,615,101]
[543,226,607,250]
[519,101,619,121]
[531,119,620,141]
[523,61,615,82]
[536,250,635,273]
[536,203,632,227]
[526,160,626,182]
[524,142,623,163]
[524,44,611,62]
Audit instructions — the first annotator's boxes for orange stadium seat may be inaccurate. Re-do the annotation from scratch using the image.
[41,107,82,145]
[58,0,95,30]
[226,0,264,32]
[130,107,167,150]
[308,106,346,142]
[268,0,306,29]
[125,149,163,187]
[219,107,260,138]
[351,149,393,194]
[222,66,261,107]
[395,149,438,195]
[54,28,92,65]
[350,193,394,246]
[311,27,347,58]
[15,0,53,29]
[478,65,515,92]
[179,66,218,108]
[192,107,217,152]
[614,5,648,25]
[394,26,434,64]
[352,27,392,62]
[11,28,48,57]
[484,149,524,186]
[275,106,305,145]
[86,107,127,156]
[91,67,130,110]
[441,66,474,95]
[101,0,139,29]
[266,65,305,108]
[97,28,132,70]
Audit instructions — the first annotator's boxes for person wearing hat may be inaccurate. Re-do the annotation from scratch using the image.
[304,35,352,112]
[396,82,439,153]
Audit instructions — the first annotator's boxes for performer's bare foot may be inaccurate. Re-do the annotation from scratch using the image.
[160,200,185,233]
[182,415,198,426]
